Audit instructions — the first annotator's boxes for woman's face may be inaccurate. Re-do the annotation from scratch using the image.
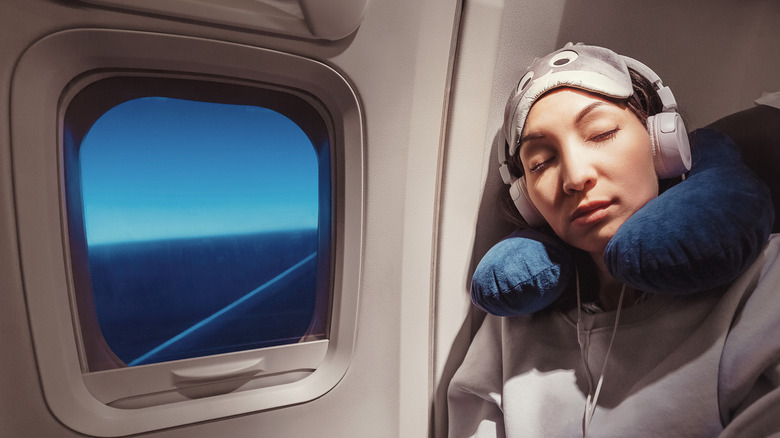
[519,88,659,257]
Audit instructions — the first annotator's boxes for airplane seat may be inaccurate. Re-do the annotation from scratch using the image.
[707,103,780,232]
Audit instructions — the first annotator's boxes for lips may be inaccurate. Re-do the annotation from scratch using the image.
[571,200,613,225]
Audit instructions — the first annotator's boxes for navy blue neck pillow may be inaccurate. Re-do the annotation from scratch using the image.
[472,128,775,316]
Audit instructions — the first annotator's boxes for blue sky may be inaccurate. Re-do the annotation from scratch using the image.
[80,97,320,245]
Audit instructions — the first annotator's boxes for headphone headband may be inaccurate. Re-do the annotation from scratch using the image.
[621,55,679,113]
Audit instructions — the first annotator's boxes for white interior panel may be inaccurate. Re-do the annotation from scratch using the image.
[1,0,459,436]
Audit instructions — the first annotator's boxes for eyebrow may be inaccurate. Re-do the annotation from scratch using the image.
[574,101,608,124]
[517,132,545,147]
[518,101,608,148]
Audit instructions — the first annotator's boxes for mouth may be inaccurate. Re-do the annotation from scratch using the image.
[571,200,613,226]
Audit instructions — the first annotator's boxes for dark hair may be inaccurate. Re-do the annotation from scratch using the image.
[625,67,664,126]
[500,67,665,228]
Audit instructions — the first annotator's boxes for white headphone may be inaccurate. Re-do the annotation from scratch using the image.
[499,46,692,227]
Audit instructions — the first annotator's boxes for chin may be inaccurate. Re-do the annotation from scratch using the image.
[565,226,617,257]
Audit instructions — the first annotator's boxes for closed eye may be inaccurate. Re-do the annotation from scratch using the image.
[529,156,555,174]
[588,126,620,143]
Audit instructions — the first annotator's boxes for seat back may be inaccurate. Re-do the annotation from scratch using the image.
[708,105,780,232]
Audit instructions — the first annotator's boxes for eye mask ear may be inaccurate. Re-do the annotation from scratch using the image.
[471,129,774,316]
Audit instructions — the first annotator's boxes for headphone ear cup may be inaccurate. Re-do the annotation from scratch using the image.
[510,177,546,227]
[647,112,692,179]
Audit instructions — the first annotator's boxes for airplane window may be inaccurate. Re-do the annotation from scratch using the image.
[15,30,360,432]
[65,79,332,371]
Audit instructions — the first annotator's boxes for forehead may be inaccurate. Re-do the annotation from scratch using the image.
[524,88,622,129]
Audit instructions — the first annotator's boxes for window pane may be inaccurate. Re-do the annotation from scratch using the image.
[77,96,326,367]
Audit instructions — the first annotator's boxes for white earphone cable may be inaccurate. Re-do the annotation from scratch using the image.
[576,269,626,438]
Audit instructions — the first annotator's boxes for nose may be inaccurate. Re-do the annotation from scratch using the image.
[560,146,597,194]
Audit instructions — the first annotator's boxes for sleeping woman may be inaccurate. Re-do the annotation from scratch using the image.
[448,43,780,437]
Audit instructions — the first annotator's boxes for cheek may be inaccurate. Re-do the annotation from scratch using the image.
[617,129,657,194]
[635,176,659,209]
[614,152,659,218]
[527,175,561,222]
[628,148,658,196]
